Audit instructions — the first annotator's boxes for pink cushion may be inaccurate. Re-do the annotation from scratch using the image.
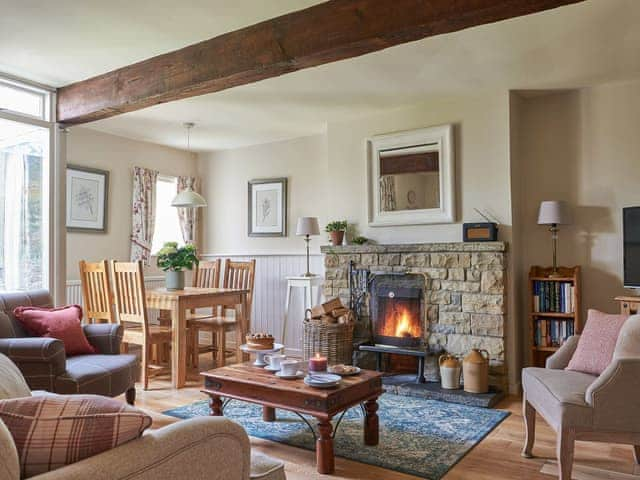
[566,309,628,375]
[13,305,96,356]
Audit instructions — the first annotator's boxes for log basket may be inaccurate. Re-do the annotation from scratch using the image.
[303,309,354,364]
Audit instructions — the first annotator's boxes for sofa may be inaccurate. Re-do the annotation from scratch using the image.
[0,290,138,403]
[521,314,640,480]
[0,353,286,480]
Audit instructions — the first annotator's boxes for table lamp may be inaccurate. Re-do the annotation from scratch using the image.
[537,200,572,277]
[296,217,320,277]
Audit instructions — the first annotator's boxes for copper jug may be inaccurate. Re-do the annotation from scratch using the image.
[462,349,489,393]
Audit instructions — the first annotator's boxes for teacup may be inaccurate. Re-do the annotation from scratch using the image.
[280,360,300,376]
[264,354,286,370]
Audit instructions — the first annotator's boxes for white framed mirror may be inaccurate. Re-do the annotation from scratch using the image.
[367,124,455,226]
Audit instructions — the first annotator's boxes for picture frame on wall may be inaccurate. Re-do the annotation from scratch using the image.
[248,177,287,237]
[66,165,109,232]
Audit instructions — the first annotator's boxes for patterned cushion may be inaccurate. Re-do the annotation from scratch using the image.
[566,309,628,375]
[0,394,151,478]
[0,354,31,400]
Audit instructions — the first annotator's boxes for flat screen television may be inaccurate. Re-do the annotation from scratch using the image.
[624,207,640,288]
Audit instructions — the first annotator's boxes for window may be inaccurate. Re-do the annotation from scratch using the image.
[151,176,184,254]
[0,118,49,290]
[0,79,49,121]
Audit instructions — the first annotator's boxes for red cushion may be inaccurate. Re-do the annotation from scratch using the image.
[566,309,628,376]
[13,305,96,356]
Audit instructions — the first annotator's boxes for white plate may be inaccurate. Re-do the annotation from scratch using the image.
[264,365,281,372]
[305,373,341,383]
[328,366,361,376]
[304,377,340,388]
[275,370,304,379]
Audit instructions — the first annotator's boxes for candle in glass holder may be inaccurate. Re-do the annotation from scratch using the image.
[308,353,327,372]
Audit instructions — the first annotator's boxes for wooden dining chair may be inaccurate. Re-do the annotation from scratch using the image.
[188,259,255,368]
[110,260,173,390]
[187,259,221,366]
[79,260,115,324]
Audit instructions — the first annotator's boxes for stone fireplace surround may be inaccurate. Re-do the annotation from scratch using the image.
[320,242,507,389]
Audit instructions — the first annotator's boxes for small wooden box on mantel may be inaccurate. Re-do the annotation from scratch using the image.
[528,266,582,368]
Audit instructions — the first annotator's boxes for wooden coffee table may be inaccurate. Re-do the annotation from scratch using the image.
[201,363,384,474]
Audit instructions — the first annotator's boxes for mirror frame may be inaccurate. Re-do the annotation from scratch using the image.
[367,124,455,227]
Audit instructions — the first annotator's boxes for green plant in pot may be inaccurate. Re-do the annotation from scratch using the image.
[325,220,347,246]
[156,242,199,290]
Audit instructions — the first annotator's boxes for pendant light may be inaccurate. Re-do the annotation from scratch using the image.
[171,122,207,208]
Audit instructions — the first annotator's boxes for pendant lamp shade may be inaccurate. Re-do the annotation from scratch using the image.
[171,188,207,208]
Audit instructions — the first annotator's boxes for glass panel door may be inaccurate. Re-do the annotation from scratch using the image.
[0,117,49,290]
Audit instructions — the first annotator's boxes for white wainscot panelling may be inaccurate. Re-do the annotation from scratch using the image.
[202,254,325,356]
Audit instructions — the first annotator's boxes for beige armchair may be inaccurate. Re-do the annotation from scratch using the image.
[521,314,640,480]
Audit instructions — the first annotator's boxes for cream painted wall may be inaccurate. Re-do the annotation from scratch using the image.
[197,134,328,255]
[515,79,640,338]
[325,93,513,243]
[65,127,197,280]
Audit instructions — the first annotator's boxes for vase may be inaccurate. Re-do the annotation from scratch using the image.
[329,231,345,246]
[165,270,185,290]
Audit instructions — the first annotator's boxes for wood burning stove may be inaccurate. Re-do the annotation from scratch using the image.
[369,274,424,348]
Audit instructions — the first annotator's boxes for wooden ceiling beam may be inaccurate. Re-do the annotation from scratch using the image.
[57,0,584,124]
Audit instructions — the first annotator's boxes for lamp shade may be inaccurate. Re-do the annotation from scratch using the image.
[537,200,571,225]
[296,217,320,236]
[171,188,207,208]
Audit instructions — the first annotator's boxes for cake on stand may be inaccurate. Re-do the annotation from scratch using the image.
[240,343,285,367]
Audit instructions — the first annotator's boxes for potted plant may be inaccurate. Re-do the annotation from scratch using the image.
[156,242,199,290]
[325,220,347,246]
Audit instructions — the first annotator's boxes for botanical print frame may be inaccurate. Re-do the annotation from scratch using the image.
[66,165,109,232]
[367,124,455,227]
[248,177,287,237]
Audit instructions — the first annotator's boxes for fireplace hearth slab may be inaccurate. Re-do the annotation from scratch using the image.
[382,375,504,408]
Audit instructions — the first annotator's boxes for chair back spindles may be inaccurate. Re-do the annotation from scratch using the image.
[79,260,115,324]
[223,259,256,319]
[110,260,149,335]
[193,259,221,288]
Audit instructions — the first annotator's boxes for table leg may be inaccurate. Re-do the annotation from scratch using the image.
[316,418,335,474]
[282,283,292,346]
[209,396,223,416]
[262,406,276,422]
[364,398,379,446]
[171,303,187,389]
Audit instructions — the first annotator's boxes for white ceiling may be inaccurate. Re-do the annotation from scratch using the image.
[3,0,640,152]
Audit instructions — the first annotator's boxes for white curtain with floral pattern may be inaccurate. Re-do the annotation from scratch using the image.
[177,176,200,246]
[380,175,396,212]
[130,166,159,264]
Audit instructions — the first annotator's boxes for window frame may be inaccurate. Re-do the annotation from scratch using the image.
[0,73,58,294]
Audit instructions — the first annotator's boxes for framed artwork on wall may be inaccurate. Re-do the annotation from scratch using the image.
[66,165,109,232]
[248,177,287,237]
[367,124,455,226]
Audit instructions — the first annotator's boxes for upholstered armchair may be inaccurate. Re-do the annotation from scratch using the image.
[521,314,640,480]
[0,290,138,404]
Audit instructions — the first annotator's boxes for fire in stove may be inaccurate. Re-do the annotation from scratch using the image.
[380,304,421,339]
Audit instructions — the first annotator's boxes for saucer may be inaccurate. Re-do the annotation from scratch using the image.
[264,365,281,372]
[275,370,304,379]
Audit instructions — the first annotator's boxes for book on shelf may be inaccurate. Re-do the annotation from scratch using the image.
[532,280,575,313]
[534,318,575,348]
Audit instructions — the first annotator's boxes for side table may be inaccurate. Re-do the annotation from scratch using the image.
[282,275,324,347]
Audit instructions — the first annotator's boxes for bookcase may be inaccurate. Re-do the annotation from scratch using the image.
[528,266,581,367]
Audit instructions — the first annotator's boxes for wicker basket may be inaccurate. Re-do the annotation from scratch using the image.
[303,312,355,364]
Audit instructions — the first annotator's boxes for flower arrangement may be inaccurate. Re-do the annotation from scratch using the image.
[156,242,199,272]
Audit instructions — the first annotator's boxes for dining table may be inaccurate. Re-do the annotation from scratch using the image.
[145,286,249,389]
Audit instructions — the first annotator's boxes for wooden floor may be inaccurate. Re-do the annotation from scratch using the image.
[127,355,640,480]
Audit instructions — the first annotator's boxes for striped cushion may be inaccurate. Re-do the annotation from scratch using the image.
[0,394,151,478]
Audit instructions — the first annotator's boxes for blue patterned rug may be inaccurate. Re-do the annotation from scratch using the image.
[164,393,508,479]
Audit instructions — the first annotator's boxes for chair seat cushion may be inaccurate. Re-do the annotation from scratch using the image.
[55,354,138,397]
[523,367,596,429]
[0,394,151,478]
[250,451,286,480]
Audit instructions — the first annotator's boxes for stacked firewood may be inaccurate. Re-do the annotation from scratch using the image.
[307,298,354,325]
